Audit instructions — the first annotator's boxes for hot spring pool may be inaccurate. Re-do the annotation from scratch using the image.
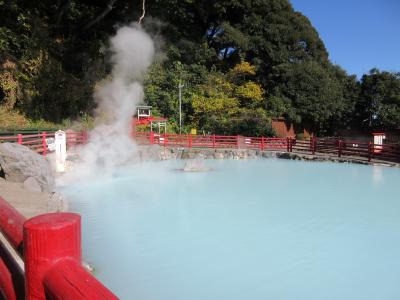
[62,159,400,300]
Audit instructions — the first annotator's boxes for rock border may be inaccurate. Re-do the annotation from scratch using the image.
[136,145,400,168]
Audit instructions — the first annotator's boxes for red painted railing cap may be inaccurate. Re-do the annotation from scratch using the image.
[24,212,80,229]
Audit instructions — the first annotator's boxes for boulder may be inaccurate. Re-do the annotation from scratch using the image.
[0,143,55,192]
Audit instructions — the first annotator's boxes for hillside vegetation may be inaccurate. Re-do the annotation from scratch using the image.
[1,0,399,135]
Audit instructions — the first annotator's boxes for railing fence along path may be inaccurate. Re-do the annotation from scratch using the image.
[0,130,399,299]
[134,132,400,163]
[0,130,399,163]
[0,196,118,300]
[0,131,88,156]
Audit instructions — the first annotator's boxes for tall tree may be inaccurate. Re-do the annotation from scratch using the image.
[357,69,400,131]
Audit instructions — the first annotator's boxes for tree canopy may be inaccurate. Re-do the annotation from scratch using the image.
[1,0,399,135]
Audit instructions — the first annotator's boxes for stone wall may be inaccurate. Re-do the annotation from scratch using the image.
[136,145,398,167]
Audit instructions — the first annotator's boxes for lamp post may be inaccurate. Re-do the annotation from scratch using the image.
[178,81,184,134]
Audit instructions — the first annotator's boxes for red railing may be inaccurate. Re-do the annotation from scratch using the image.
[0,196,118,300]
[134,132,400,163]
[0,131,87,156]
[0,131,399,299]
[135,132,289,151]
[1,130,399,163]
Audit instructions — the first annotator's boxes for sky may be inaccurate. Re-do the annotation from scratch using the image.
[290,0,400,78]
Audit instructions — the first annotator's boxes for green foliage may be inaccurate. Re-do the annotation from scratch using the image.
[357,69,400,131]
[1,0,398,136]
[269,61,352,135]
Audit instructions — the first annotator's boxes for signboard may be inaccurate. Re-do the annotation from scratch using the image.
[55,130,66,172]
[46,138,56,151]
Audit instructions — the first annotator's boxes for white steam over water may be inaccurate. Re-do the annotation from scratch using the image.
[63,25,154,182]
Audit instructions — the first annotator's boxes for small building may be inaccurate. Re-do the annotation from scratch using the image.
[134,105,167,134]
[271,117,311,138]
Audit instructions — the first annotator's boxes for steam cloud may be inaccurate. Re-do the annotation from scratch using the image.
[64,24,155,181]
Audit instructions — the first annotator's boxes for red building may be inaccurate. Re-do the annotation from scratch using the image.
[271,117,311,138]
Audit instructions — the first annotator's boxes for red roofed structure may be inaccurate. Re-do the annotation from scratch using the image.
[133,105,167,133]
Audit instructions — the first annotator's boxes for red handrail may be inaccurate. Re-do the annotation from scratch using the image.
[0,131,88,155]
[0,196,26,251]
[0,197,118,300]
[2,131,400,163]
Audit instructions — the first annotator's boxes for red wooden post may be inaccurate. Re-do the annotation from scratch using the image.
[83,131,89,144]
[313,137,317,154]
[212,135,216,148]
[310,137,316,155]
[309,137,313,154]
[150,131,154,145]
[261,137,265,151]
[24,213,81,300]
[338,140,342,157]
[41,132,47,156]
[395,146,400,162]
[163,134,167,147]
[17,134,22,144]
[236,135,240,149]
[368,141,372,162]
[188,134,192,148]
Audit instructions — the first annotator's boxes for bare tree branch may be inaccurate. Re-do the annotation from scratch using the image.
[138,0,145,24]
[83,0,118,31]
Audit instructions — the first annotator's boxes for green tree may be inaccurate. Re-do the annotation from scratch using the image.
[268,61,349,135]
[357,69,400,131]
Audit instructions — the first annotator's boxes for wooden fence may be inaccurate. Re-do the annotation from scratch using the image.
[135,132,400,163]
[0,196,118,300]
[0,130,399,299]
[0,130,399,163]
[0,131,88,155]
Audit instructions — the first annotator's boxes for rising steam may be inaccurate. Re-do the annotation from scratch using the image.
[63,24,154,181]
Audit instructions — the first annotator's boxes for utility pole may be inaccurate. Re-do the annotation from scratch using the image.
[178,81,184,134]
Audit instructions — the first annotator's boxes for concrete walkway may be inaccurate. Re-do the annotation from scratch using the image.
[0,177,65,219]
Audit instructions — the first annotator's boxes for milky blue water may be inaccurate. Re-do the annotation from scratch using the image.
[62,159,400,300]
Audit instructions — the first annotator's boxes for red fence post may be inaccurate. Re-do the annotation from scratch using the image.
[188,134,192,148]
[310,137,316,155]
[236,135,240,149]
[41,132,47,156]
[83,131,89,144]
[17,134,22,145]
[395,146,400,162]
[212,135,216,148]
[23,213,82,300]
[150,131,154,145]
[163,134,167,147]
[309,137,313,154]
[313,137,317,154]
[261,137,265,151]
[368,141,372,162]
[338,140,342,157]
